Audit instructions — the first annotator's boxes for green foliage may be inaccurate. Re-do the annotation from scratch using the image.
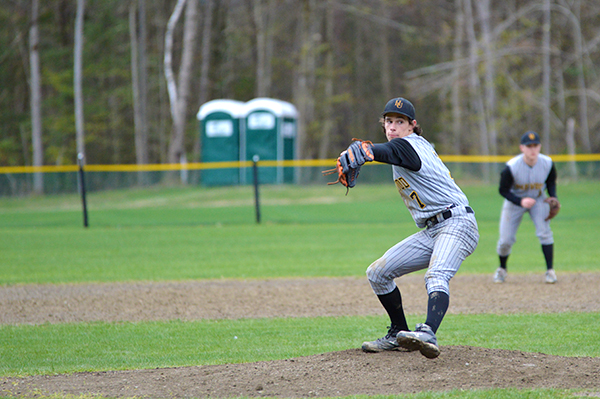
[0,136,22,167]
[3,1,600,167]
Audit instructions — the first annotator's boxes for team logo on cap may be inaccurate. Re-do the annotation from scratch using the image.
[395,99,403,109]
[529,133,535,140]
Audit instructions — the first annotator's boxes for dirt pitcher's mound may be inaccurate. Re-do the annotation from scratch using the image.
[2,272,600,398]
[2,347,600,398]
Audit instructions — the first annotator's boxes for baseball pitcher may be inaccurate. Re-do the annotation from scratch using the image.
[325,97,479,358]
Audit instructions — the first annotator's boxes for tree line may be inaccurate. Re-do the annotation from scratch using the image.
[1,1,599,185]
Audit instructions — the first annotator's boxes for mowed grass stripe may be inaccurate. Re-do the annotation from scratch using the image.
[1,216,599,284]
[1,312,598,377]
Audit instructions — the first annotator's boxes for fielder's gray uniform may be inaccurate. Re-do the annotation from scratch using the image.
[497,153,554,256]
[366,134,479,297]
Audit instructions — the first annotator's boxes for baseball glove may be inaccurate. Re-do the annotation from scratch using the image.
[345,139,374,168]
[544,197,561,221]
[322,155,360,194]
[322,139,374,194]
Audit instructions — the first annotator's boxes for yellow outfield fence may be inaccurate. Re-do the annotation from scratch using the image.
[1,154,598,197]
[1,159,337,174]
[1,153,600,174]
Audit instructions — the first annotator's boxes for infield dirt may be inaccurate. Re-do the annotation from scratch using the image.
[2,272,600,398]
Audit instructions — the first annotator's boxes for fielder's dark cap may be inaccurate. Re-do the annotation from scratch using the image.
[382,97,416,120]
[521,131,541,145]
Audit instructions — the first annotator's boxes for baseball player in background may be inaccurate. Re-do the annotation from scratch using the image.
[328,97,479,358]
[494,131,560,284]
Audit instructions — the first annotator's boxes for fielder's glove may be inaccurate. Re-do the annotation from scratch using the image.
[544,197,561,221]
[322,139,374,194]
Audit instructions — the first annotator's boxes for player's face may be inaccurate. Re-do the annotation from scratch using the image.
[520,143,541,165]
[383,114,415,141]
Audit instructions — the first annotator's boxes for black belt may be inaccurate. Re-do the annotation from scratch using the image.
[425,206,473,228]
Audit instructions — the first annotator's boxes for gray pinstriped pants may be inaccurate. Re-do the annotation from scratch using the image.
[497,198,553,256]
[366,212,479,296]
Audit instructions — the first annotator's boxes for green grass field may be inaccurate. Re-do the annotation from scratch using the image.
[0,181,598,283]
[0,180,599,398]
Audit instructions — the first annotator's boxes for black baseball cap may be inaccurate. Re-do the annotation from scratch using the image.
[382,97,415,120]
[521,131,541,145]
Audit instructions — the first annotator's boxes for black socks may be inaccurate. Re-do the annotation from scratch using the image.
[500,244,554,271]
[424,291,449,334]
[542,244,553,270]
[378,288,450,334]
[377,286,409,332]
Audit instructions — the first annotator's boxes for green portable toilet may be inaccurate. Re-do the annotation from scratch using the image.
[241,98,298,184]
[197,99,245,185]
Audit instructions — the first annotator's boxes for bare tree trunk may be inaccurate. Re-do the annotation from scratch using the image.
[165,0,199,164]
[164,0,186,162]
[222,1,237,99]
[129,1,148,184]
[264,0,275,96]
[294,2,308,161]
[555,57,566,122]
[294,0,318,160]
[352,16,366,140]
[253,0,267,97]
[138,0,149,164]
[29,0,43,194]
[253,0,276,98]
[475,0,497,155]
[194,0,215,162]
[541,0,551,152]
[318,0,335,159]
[74,0,86,160]
[154,6,169,164]
[108,88,121,164]
[174,0,198,165]
[198,0,214,108]
[451,0,464,155]
[565,117,577,178]
[572,0,590,153]
[378,0,392,101]
[464,0,489,180]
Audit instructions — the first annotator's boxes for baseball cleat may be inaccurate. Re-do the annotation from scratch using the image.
[361,326,403,352]
[493,267,507,283]
[545,269,557,284]
[396,323,440,359]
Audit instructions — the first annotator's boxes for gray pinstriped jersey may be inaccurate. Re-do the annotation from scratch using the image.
[506,153,553,199]
[392,134,469,228]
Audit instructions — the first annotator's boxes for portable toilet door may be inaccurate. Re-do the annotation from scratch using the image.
[197,99,245,185]
[281,113,297,183]
[241,98,298,184]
